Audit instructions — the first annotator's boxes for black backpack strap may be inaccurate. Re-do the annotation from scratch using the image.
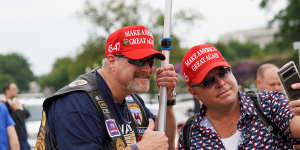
[246,91,283,138]
[182,115,195,150]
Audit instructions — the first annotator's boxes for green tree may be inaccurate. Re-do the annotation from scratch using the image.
[213,42,237,61]
[0,74,15,92]
[259,0,300,49]
[213,41,261,62]
[0,53,35,92]
[68,36,107,80]
[39,57,73,90]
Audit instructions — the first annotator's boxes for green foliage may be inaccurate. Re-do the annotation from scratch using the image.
[0,74,15,92]
[38,57,73,90]
[259,0,300,49]
[213,41,261,62]
[68,37,106,80]
[82,0,143,34]
[0,53,35,92]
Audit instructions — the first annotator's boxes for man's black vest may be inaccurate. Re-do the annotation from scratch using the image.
[35,68,149,150]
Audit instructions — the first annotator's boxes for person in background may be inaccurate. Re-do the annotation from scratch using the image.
[256,63,282,92]
[0,101,20,150]
[178,44,300,149]
[256,63,300,150]
[2,82,30,150]
[35,25,177,150]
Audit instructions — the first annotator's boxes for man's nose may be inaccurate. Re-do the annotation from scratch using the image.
[215,76,226,88]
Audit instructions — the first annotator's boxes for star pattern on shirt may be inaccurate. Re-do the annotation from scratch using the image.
[178,90,300,150]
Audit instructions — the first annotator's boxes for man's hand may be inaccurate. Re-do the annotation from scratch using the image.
[289,83,300,116]
[7,98,23,111]
[0,99,7,103]
[136,119,169,150]
[155,64,178,100]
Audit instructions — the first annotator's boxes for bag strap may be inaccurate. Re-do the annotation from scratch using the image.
[182,115,195,150]
[246,91,282,138]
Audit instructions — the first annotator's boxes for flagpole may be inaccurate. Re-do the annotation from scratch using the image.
[157,0,173,131]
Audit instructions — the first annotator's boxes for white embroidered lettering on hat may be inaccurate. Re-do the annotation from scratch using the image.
[191,53,220,72]
[184,47,217,67]
[124,29,153,37]
[191,57,206,71]
[205,53,219,61]
[126,38,153,46]
[108,42,120,53]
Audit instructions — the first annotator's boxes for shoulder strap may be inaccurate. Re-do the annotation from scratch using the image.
[246,91,282,138]
[182,115,195,150]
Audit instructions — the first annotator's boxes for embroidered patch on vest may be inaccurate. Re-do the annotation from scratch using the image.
[105,119,121,137]
[68,80,88,87]
[128,104,143,125]
[125,95,135,103]
[137,127,147,135]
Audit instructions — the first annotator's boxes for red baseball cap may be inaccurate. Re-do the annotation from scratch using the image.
[181,44,231,86]
[105,25,165,60]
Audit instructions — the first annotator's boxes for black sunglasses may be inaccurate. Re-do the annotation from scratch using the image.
[190,67,231,88]
[114,54,155,67]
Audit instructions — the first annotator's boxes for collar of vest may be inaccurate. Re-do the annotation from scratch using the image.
[43,67,100,111]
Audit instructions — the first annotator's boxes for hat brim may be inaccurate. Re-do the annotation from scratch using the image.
[121,48,165,60]
[191,61,231,85]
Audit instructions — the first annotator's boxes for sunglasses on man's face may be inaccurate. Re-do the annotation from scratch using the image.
[114,54,155,67]
[190,67,231,88]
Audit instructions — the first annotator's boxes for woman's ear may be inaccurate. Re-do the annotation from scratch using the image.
[188,87,200,100]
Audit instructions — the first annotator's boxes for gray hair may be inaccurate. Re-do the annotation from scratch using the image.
[101,58,108,68]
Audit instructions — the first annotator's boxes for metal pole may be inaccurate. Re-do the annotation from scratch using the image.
[157,0,172,131]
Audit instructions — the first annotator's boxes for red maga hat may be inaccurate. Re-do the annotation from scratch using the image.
[105,25,165,60]
[181,44,231,86]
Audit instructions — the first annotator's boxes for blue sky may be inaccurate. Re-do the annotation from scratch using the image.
[0,0,284,76]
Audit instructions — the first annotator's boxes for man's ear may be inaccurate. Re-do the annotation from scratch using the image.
[256,79,261,89]
[106,54,119,72]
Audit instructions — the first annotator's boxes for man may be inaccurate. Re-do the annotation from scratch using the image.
[0,101,20,150]
[256,63,282,92]
[178,44,300,149]
[3,82,30,150]
[257,64,300,149]
[35,25,177,150]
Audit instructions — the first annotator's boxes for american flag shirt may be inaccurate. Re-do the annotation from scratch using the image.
[178,91,300,150]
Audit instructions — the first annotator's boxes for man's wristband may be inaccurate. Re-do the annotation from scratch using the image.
[131,144,139,150]
[157,91,176,106]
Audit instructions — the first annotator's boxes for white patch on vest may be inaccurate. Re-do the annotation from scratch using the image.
[68,80,88,87]
[125,96,135,103]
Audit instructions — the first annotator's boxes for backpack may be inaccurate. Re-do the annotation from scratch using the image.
[181,91,285,150]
